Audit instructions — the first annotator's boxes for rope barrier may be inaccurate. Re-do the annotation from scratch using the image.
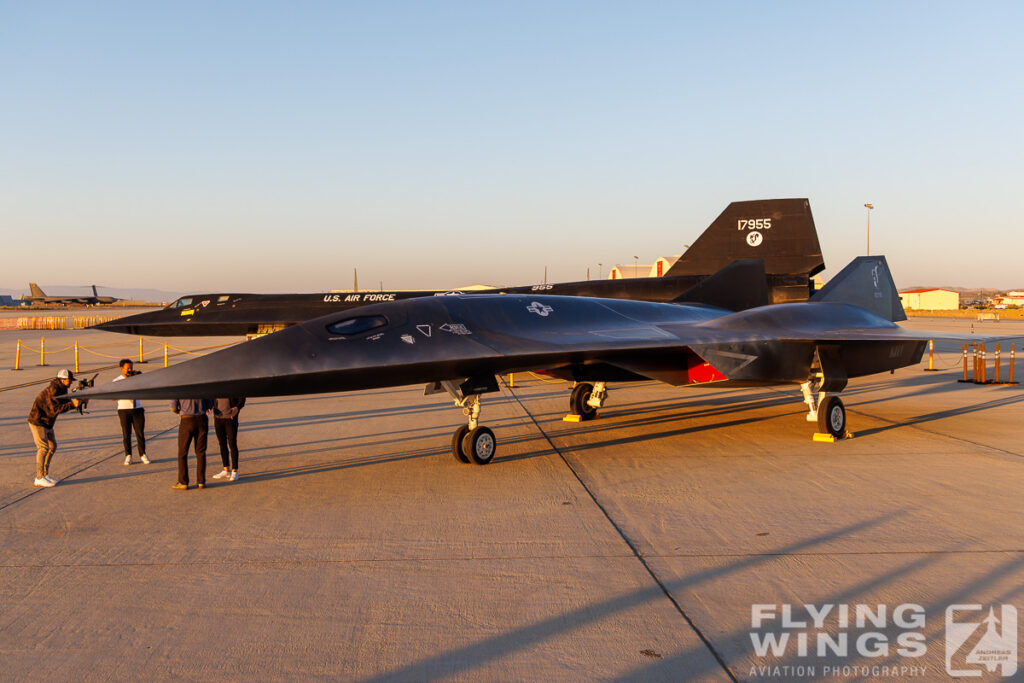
[9,335,242,370]
[527,371,569,384]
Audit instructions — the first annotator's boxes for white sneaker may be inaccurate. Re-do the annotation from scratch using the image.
[34,477,55,488]
[45,475,59,484]
[140,454,151,464]
[229,471,238,482]
[124,455,132,466]
[212,469,230,480]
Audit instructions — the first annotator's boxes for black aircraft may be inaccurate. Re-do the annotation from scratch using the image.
[92,198,823,337]
[25,283,121,306]
[75,255,951,465]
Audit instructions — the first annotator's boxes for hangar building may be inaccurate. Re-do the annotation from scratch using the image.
[899,288,959,311]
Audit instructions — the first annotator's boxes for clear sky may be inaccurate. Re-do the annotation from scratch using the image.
[2,1,1022,292]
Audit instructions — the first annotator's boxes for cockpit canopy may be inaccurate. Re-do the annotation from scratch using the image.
[325,315,388,336]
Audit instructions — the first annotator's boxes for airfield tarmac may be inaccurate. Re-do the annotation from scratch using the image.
[0,314,1022,681]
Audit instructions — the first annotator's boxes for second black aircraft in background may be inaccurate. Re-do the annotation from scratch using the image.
[94,198,824,337]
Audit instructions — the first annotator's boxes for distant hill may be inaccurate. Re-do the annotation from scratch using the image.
[0,285,183,304]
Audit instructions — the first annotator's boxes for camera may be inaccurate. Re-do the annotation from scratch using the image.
[126,369,142,377]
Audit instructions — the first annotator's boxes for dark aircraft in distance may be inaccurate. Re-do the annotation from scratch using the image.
[25,283,121,306]
[92,198,824,337]
[76,255,953,465]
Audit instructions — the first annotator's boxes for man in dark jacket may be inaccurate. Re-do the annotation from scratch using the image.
[28,369,83,487]
[171,398,213,490]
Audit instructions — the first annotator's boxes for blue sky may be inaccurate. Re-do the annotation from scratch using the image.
[2,1,1022,292]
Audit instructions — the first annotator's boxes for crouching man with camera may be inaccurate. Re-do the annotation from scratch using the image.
[113,358,149,465]
[27,368,83,487]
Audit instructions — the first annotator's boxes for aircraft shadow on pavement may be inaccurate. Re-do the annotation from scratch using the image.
[356,511,974,682]
[849,392,1024,440]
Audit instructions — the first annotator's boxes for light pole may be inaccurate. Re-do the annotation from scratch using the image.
[633,255,639,278]
[864,203,874,255]
[598,262,603,280]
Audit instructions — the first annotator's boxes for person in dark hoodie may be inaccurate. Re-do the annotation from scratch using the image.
[212,397,245,482]
[28,368,83,487]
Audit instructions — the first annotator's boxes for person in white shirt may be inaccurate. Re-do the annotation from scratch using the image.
[113,359,149,465]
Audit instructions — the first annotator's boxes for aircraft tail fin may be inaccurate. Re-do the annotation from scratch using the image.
[29,282,46,298]
[91,285,99,297]
[671,259,769,311]
[665,198,823,279]
[811,256,906,322]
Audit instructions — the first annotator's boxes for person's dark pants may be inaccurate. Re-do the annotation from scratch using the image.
[214,416,240,470]
[117,408,146,456]
[177,415,208,486]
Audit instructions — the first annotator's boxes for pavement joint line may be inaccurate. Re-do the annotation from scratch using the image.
[0,423,179,512]
[503,380,739,683]
[4,548,1023,570]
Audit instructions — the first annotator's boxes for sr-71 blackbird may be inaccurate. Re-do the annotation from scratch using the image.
[92,198,823,337]
[76,255,946,465]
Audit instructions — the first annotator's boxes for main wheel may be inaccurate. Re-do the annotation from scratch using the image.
[451,425,470,463]
[569,383,597,420]
[816,395,846,438]
[461,426,496,465]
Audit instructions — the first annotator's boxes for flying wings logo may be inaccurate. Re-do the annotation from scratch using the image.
[527,301,553,317]
[946,605,1018,677]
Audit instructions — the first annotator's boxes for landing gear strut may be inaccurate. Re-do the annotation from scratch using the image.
[800,377,847,439]
[569,381,607,420]
[427,379,499,465]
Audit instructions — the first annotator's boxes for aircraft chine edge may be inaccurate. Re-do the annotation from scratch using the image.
[73,255,980,465]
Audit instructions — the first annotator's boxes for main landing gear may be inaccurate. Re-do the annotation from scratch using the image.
[449,395,496,465]
[426,378,499,465]
[800,378,847,439]
[567,381,608,420]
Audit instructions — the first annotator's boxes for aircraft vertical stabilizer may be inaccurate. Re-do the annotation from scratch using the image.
[666,198,823,279]
[29,283,47,298]
[811,256,906,322]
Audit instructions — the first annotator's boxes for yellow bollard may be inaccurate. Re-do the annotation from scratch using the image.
[139,336,145,363]
[40,336,46,366]
[74,340,80,373]
[164,342,169,368]
[14,339,21,371]
[509,372,515,388]
[924,340,937,371]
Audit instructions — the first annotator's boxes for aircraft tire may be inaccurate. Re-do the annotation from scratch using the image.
[817,396,846,438]
[462,426,496,465]
[451,425,471,463]
[570,383,597,420]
